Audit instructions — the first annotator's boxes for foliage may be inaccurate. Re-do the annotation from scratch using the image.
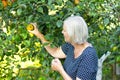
[0,0,120,80]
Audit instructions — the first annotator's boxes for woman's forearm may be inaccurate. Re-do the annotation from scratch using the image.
[35,31,48,43]
[59,69,72,80]
[35,31,58,57]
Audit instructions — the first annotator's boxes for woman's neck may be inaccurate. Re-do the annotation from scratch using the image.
[72,42,92,58]
[72,42,89,48]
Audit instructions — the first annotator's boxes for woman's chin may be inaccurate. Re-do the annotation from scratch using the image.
[64,40,70,43]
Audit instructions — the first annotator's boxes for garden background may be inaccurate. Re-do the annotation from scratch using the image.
[0,0,120,80]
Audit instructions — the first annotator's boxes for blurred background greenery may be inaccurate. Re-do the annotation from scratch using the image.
[0,0,120,80]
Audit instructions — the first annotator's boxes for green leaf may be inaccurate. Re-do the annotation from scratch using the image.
[56,20,63,27]
[23,40,31,47]
[104,18,109,25]
[17,8,22,16]
[37,7,43,13]
[20,33,27,40]
[27,15,33,22]
[48,0,53,5]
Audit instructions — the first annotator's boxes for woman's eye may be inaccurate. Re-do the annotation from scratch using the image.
[63,30,66,32]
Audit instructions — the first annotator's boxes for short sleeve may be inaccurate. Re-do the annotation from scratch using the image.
[76,49,98,80]
[61,43,72,55]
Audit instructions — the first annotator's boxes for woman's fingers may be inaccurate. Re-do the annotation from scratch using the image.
[51,58,63,72]
[27,23,40,35]
[30,23,37,28]
[51,59,57,70]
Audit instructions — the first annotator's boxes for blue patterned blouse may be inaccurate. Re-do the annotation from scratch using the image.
[61,43,98,80]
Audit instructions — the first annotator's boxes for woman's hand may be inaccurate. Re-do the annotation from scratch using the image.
[27,23,41,36]
[51,58,63,72]
[51,58,73,80]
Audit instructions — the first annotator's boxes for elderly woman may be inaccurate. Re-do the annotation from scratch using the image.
[28,16,98,80]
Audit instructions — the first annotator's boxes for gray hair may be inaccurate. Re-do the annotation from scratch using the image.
[63,16,89,44]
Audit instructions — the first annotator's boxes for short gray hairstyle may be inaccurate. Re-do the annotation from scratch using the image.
[63,16,89,44]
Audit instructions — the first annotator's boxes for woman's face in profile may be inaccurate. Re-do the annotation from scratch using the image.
[62,26,71,43]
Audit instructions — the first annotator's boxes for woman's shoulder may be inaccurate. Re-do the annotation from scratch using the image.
[61,42,74,55]
[82,46,98,58]
[61,42,74,49]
